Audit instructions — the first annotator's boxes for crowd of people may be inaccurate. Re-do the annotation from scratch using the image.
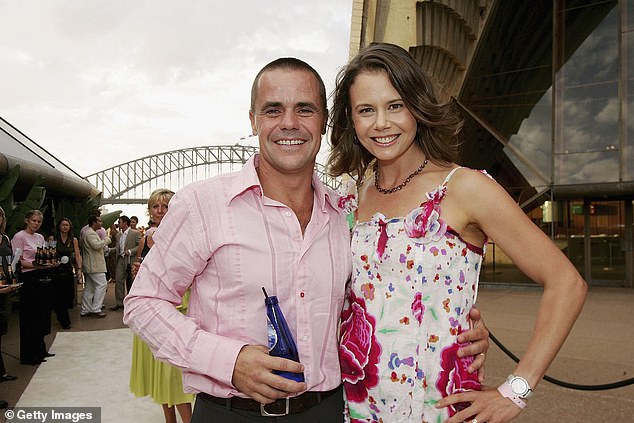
[0,198,194,417]
[1,43,587,422]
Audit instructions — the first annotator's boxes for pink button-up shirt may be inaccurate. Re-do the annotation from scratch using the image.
[124,155,351,398]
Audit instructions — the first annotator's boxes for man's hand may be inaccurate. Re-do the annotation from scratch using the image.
[232,345,307,404]
[457,307,490,381]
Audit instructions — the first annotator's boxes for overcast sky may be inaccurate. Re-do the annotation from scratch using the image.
[0,0,353,180]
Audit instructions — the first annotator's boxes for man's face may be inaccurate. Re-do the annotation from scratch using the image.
[118,219,129,231]
[249,68,326,178]
[94,217,103,230]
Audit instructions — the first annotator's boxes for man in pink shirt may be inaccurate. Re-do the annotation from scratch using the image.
[124,58,489,422]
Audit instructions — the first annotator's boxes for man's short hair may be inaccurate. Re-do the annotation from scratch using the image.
[119,215,131,226]
[88,215,100,226]
[250,57,327,113]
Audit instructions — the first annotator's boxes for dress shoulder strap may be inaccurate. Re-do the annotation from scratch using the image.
[442,166,464,186]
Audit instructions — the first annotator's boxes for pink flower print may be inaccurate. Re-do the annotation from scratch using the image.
[411,292,425,324]
[376,219,388,259]
[337,194,358,214]
[404,189,448,242]
[339,292,382,403]
[435,326,481,417]
[336,179,358,214]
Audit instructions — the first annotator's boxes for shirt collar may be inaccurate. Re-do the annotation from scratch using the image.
[311,169,340,213]
[227,154,263,204]
[227,153,340,213]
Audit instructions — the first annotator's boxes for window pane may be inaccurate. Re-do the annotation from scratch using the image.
[554,3,619,182]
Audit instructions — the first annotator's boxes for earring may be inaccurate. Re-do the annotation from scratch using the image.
[353,134,360,145]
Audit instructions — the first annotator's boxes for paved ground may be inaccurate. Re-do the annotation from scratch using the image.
[1,282,633,422]
[475,284,634,422]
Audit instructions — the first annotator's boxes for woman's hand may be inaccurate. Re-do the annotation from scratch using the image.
[438,385,523,423]
[131,261,141,278]
[0,284,18,294]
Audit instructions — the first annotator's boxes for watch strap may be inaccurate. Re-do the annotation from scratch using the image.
[498,381,527,409]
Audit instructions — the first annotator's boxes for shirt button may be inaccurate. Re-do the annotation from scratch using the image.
[303,335,308,341]
[300,292,305,298]
[285,211,292,217]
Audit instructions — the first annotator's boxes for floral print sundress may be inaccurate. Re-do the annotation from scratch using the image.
[339,167,484,423]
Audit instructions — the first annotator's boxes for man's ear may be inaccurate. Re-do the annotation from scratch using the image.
[321,109,328,135]
[249,110,257,135]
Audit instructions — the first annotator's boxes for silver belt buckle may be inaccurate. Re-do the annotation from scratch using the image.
[260,398,290,417]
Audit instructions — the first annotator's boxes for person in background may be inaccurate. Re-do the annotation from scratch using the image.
[129,188,193,423]
[327,42,587,423]
[80,210,108,240]
[11,210,56,365]
[130,216,139,230]
[109,215,140,311]
[105,222,118,284]
[0,206,19,383]
[124,57,489,423]
[52,218,81,329]
[80,215,110,318]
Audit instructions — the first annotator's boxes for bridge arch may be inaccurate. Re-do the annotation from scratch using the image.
[85,145,341,205]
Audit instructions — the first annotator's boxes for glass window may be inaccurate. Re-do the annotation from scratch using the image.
[589,200,626,282]
[554,3,619,183]
[507,88,552,188]
[624,2,634,181]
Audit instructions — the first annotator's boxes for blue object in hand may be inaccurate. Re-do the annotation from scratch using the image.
[262,287,305,382]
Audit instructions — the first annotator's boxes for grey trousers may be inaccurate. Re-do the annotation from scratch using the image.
[114,256,130,306]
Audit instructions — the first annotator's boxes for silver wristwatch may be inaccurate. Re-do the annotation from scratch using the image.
[507,374,533,399]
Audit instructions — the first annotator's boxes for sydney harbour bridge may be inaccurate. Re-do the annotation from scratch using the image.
[84,145,341,206]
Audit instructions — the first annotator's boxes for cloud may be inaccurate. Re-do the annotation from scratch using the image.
[596,97,619,124]
[0,0,352,175]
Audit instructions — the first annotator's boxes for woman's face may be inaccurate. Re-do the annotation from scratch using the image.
[25,214,43,233]
[349,70,419,164]
[59,220,71,234]
[150,199,169,225]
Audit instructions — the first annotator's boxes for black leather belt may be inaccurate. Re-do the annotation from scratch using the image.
[199,386,340,417]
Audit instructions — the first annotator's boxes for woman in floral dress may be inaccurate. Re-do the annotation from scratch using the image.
[328,43,587,423]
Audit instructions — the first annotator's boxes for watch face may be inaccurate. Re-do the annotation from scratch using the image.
[511,377,529,395]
